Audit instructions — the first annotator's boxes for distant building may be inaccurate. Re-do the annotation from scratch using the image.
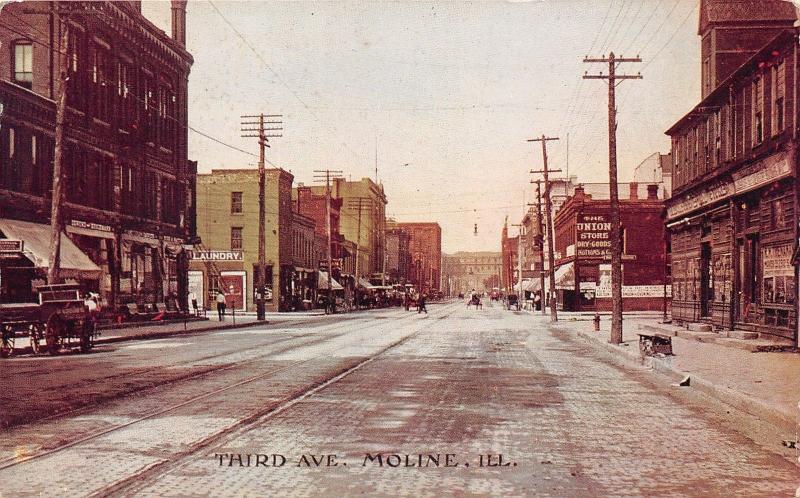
[191,169,294,312]
[385,219,411,284]
[500,219,518,291]
[632,152,673,199]
[442,252,502,295]
[307,178,387,282]
[553,184,669,312]
[398,222,442,293]
[665,0,798,340]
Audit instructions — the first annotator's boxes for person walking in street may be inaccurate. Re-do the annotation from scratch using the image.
[216,290,227,321]
[417,293,428,314]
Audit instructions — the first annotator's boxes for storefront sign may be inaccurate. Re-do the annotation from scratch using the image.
[124,229,158,240]
[763,244,793,278]
[667,181,733,220]
[596,285,671,298]
[0,239,23,252]
[70,219,113,233]
[163,235,183,245]
[733,153,791,195]
[576,214,613,260]
[192,251,243,261]
[669,153,792,221]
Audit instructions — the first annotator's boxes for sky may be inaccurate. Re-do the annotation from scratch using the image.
[141,0,704,254]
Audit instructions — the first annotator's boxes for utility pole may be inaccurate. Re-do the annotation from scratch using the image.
[584,52,642,344]
[530,180,547,316]
[347,197,370,309]
[511,223,525,303]
[46,6,74,284]
[529,135,561,322]
[242,113,282,319]
[314,169,343,314]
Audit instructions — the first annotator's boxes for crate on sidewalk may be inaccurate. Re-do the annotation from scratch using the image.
[637,331,673,356]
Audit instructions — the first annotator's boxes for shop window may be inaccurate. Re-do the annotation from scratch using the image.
[12,41,33,89]
[231,227,243,251]
[772,60,785,135]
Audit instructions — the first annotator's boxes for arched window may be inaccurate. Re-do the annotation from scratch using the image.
[12,41,33,89]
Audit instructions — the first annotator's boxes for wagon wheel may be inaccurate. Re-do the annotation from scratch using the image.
[45,316,64,356]
[0,326,15,358]
[79,321,94,353]
[29,324,41,354]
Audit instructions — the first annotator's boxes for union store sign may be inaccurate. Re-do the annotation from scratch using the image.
[668,152,791,220]
[576,214,612,259]
[192,251,244,261]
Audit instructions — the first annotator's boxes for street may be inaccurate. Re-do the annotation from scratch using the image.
[0,301,795,497]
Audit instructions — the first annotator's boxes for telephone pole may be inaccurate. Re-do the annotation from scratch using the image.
[511,223,525,302]
[46,6,75,284]
[242,113,283,319]
[314,169,343,313]
[529,135,561,322]
[530,180,547,316]
[346,197,370,310]
[584,52,642,344]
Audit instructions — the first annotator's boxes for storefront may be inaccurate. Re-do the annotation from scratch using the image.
[0,219,102,299]
[667,152,796,339]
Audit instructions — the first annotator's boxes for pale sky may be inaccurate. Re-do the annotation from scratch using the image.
[142,0,703,253]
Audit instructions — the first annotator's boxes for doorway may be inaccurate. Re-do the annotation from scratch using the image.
[700,243,712,317]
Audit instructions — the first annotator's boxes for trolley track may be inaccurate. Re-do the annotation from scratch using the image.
[0,313,366,431]
[0,304,454,477]
[96,303,457,498]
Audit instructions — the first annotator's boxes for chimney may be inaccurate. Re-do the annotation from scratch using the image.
[171,1,187,47]
[629,182,638,200]
[647,184,659,200]
[130,1,142,13]
[573,184,585,200]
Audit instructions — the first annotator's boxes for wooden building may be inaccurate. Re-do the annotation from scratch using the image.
[665,1,798,340]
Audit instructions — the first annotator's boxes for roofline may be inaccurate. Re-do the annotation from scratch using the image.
[665,29,797,135]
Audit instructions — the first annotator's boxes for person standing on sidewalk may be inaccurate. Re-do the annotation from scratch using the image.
[216,291,227,321]
[417,293,428,314]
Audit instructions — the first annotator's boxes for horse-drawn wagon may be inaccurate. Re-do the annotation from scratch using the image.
[0,283,97,357]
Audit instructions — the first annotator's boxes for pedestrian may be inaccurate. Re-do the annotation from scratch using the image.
[189,291,198,316]
[216,290,227,321]
[534,292,541,311]
[417,293,428,314]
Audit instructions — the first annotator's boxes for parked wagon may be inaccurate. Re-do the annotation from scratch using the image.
[0,283,97,357]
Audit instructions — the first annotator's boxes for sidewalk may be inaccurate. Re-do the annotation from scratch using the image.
[552,311,800,436]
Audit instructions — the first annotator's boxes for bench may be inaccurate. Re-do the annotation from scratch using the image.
[637,331,673,356]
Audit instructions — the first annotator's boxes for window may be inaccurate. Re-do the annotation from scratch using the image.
[772,60,785,135]
[231,192,243,214]
[752,78,764,144]
[231,227,243,251]
[13,42,32,88]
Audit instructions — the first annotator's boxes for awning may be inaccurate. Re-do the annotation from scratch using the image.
[0,219,102,279]
[523,279,540,292]
[357,277,376,290]
[554,262,575,290]
[318,271,344,290]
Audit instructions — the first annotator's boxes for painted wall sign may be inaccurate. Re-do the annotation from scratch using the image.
[576,214,612,259]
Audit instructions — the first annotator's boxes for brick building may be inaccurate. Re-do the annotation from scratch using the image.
[309,178,387,282]
[385,218,411,284]
[500,219,518,291]
[553,184,669,312]
[665,0,798,341]
[190,169,294,312]
[0,1,194,310]
[398,222,442,293]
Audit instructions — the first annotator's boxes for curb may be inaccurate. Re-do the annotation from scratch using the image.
[6,320,269,357]
[572,329,797,436]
